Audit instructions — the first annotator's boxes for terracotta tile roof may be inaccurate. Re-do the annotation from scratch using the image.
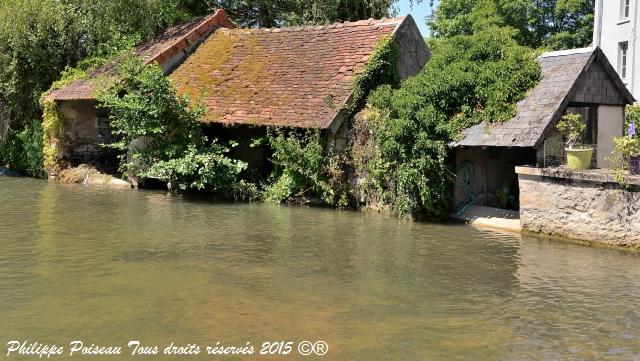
[47,9,234,101]
[454,47,635,148]
[170,17,407,129]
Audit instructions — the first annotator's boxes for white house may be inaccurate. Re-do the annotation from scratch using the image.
[593,0,640,99]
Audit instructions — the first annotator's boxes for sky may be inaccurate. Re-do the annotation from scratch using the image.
[395,0,437,37]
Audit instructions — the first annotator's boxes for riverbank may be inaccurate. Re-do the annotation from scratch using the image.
[6,163,640,251]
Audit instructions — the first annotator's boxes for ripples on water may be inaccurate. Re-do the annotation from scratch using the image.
[1,177,640,360]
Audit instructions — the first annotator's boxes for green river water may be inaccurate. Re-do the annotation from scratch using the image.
[1,176,640,360]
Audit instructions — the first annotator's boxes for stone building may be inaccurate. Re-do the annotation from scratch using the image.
[45,10,429,175]
[452,47,635,212]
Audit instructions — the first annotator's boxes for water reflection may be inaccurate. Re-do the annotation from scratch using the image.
[1,177,640,360]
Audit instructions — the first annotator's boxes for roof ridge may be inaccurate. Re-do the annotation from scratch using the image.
[146,9,235,66]
[227,16,406,33]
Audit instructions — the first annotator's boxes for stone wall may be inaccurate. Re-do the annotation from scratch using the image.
[394,15,430,81]
[517,167,640,246]
[59,100,114,166]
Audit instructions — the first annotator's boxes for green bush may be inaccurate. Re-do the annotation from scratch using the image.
[265,129,351,207]
[142,145,247,193]
[0,120,45,178]
[353,27,541,220]
[352,107,453,220]
[98,56,247,194]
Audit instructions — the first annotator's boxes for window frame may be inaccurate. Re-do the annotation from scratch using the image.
[621,0,631,19]
[619,41,629,80]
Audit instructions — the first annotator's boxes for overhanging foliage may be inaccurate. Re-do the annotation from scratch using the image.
[353,27,542,220]
[97,57,247,194]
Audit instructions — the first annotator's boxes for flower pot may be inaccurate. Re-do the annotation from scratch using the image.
[630,155,640,175]
[565,148,593,170]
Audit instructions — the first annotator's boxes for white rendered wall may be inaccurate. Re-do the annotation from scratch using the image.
[595,0,638,98]
[597,105,625,168]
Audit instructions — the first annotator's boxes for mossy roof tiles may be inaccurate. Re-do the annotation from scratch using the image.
[169,17,405,129]
[47,10,233,101]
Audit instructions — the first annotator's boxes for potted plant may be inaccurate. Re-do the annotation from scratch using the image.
[613,123,640,175]
[556,113,592,170]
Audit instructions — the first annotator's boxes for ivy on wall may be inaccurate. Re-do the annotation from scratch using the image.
[345,35,399,116]
[351,26,542,221]
[38,54,122,176]
[41,99,65,174]
[264,36,400,208]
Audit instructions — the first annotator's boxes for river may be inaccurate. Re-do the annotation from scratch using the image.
[1,176,640,360]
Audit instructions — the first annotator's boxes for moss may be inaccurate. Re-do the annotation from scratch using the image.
[171,30,238,105]
[170,30,288,123]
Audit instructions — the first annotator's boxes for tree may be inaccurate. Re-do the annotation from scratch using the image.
[428,0,595,50]
[0,0,212,129]
[208,0,414,28]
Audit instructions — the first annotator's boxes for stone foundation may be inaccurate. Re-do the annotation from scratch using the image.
[516,167,640,246]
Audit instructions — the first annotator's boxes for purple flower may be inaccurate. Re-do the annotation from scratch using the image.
[630,123,636,137]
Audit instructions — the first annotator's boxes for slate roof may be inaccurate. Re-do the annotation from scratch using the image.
[47,10,234,101]
[454,47,635,148]
[169,17,409,129]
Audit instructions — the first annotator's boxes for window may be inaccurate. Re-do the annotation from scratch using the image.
[619,42,629,79]
[621,0,631,19]
[96,108,111,140]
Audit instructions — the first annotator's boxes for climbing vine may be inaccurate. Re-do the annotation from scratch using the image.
[38,53,125,175]
[263,36,399,208]
[345,35,398,116]
[41,99,66,174]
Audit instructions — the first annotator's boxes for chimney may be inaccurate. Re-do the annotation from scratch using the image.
[593,0,604,47]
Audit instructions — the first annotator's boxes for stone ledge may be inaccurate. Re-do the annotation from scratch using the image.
[450,205,522,234]
[515,166,640,186]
